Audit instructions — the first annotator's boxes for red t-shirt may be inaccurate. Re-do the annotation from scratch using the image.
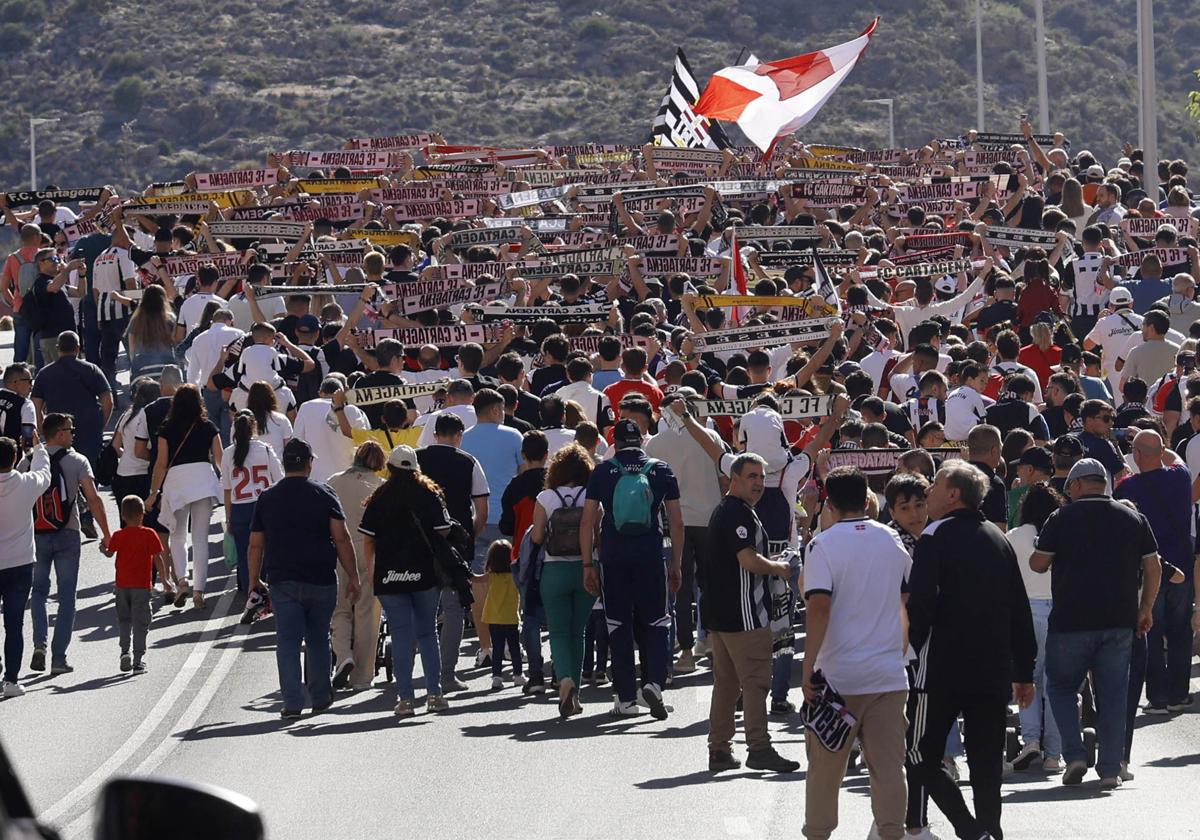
[110,526,164,589]
[603,379,664,413]
[1018,344,1062,389]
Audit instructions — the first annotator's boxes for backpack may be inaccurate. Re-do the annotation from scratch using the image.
[15,251,39,298]
[290,347,324,406]
[611,459,657,536]
[33,450,74,533]
[545,487,585,556]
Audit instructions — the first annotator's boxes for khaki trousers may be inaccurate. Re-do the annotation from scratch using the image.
[331,542,380,689]
[708,627,773,753]
[803,689,908,840]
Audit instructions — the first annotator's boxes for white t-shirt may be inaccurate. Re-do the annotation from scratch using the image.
[415,404,477,448]
[859,348,896,393]
[92,247,139,322]
[254,411,293,458]
[179,292,228,334]
[219,439,284,505]
[992,361,1044,404]
[802,517,912,695]
[184,322,244,387]
[644,423,726,528]
[1006,523,1052,601]
[235,343,286,390]
[114,408,150,477]
[943,385,993,441]
[291,398,369,483]
[542,427,576,459]
[536,485,587,562]
[553,380,610,424]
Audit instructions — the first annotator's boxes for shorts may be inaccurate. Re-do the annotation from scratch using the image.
[473,524,504,575]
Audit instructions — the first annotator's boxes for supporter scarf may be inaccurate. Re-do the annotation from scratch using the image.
[982,226,1059,248]
[345,380,451,406]
[692,319,832,353]
[208,220,309,241]
[4,188,105,207]
[693,393,832,419]
[477,304,609,323]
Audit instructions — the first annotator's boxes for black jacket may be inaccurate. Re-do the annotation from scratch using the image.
[908,508,1036,695]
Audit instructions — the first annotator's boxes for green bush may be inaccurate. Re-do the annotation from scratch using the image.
[104,51,148,79]
[111,76,147,115]
[0,22,31,52]
[577,15,616,40]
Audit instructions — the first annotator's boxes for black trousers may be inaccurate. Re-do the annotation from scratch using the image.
[907,687,1009,840]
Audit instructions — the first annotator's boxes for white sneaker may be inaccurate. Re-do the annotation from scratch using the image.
[491,676,503,690]
[475,649,492,668]
[636,687,674,716]
[867,823,940,840]
[513,673,527,686]
[1098,776,1122,790]
[694,638,710,657]
[610,699,640,716]
[2,681,24,699]
[1002,760,1015,778]
[942,757,960,782]
[1118,761,1135,781]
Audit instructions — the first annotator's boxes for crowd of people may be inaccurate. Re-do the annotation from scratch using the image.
[1,119,1199,839]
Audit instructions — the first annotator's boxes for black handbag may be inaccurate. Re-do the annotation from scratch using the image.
[95,439,119,487]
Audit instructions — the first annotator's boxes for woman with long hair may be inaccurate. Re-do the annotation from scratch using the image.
[246,380,293,458]
[529,443,595,718]
[125,284,178,380]
[220,411,282,592]
[111,377,159,504]
[360,445,452,717]
[174,299,222,369]
[1016,251,1063,331]
[1006,482,1066,772]
[327,441,387,692]
[1059,177,1092,233]
[147,384,223,609]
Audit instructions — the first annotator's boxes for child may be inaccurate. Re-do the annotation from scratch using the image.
[100,496,165,673]
[884,472,930,556]
[481,539,524,689]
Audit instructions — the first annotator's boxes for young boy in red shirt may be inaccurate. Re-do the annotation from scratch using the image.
[101,496,165,674]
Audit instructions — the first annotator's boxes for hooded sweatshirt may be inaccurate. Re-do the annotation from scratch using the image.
[0,445,51,569]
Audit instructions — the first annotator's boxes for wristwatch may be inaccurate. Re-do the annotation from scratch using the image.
[333,406,345,412]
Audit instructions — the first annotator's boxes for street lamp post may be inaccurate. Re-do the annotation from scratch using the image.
[1137,0,1158,199]
[863,98,895,149]
[975,0,985,131]
[29,116,60,191]
[1034,0,1050,134]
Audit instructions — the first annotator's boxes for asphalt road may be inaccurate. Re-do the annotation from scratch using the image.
[1,332,1199,840]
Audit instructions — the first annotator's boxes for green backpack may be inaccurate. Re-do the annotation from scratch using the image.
[611,459,657,536]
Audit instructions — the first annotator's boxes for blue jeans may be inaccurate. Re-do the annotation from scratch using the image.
[98,317,128,392]
[203,387,232,447]
[1018,598,1062,756]
[522,603,546,682]
[271,579,338,711]
[11,313,42,367]
[1145,580,1196,707]
[0,564,33,683]
[31,529,82,663]
[228,503,255,592]
[378,588,441,701]
[1046,628,1132,779]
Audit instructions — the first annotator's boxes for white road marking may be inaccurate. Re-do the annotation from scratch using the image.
[62,615,250,839]
[40,583,238,827]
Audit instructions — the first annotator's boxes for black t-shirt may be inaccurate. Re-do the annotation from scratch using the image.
[1035,495,1158,632]
[353,371,415,429]
[160,418,219,467]
[1114,402,1149,430]
[272,314,300,344]
[970,461,1008,526]
[359,483,450,593]
[974,300,1019,333]
[700,496,772,632]
[513,388,543,428]
[252,476,345,585]
[985,399,1050,441]
[504,413,534,434]
[530,364,566,398]
[138,396,172,471]
[32,273,77,335]
[873,401,914,438]
[417,444,479,530]
[0,388,28,440]
[1040,404,1068,439]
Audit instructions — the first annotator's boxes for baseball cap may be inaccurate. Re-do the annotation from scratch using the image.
[296,314,321,333]
[1051,435,1085,459]
[1108,286,1134,307]
[281,438,313,470]
[387,444,419,470]
[1066,457,1109,489]
[835,361,862,378]
[1018,446,1053,473]
[934,275,957,297]
[1085,164,1105,179]
[612,419,643,448]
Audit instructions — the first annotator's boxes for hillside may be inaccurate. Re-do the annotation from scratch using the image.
[1,0,1198,191]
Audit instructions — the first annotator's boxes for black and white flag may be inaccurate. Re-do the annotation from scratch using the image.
[650,48,733,150]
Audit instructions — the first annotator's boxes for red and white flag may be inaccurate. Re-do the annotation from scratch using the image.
[694,18,879,152]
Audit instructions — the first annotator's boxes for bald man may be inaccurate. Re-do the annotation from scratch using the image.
[1156,273,1200,334]
[1114,430,1197,721]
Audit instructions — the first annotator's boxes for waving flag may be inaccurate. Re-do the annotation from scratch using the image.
[812,247,842,316]
[651,48,733,150]
[694,18,879,152]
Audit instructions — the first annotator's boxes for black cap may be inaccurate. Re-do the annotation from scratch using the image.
[1018,446,1053,473]
[1050,435,1084,459]
[282,438,314,470]
[613,419,643,448]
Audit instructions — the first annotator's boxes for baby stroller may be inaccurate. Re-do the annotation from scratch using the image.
[375,616,393,683]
